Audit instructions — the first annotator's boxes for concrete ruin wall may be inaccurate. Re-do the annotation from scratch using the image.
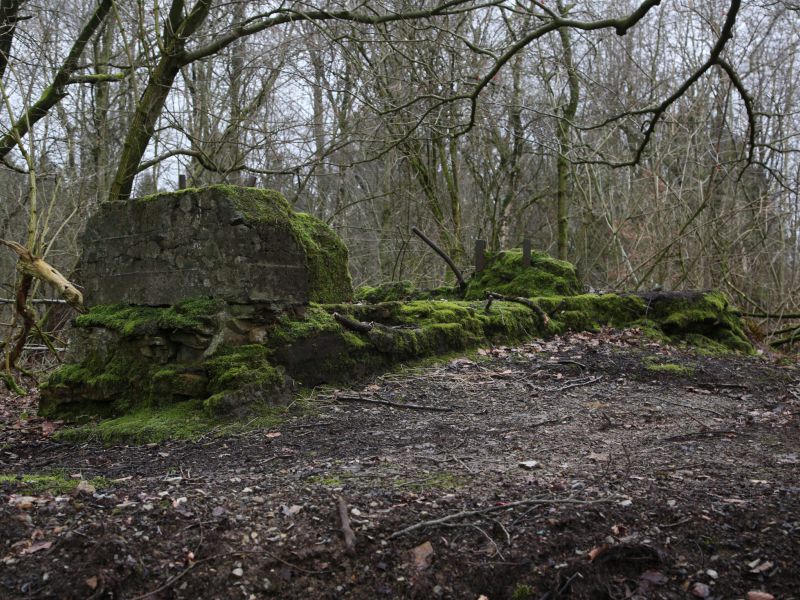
[77,185,352,307]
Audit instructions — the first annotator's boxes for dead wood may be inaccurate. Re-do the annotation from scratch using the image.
[333,393,453,412]
[555,375,603,391]
[0,239,84,310]
[485,291,550,325]
[333,312,373,333]
[411,226,466,292]
[390,496,617,539]
[337,496,357,554]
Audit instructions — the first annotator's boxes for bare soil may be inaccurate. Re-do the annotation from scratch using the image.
[1,329,798,600]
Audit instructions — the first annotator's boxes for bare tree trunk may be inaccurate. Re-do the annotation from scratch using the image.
[556,2,580,261]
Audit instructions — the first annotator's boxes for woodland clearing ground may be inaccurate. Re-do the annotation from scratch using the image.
[0,329,798,599]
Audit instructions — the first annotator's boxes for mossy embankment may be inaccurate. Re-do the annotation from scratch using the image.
[40,242,753,442]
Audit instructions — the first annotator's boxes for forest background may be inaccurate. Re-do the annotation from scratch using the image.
[0,0,798,338]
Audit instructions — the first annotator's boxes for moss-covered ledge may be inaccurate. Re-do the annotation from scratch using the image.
[40,289,753,426]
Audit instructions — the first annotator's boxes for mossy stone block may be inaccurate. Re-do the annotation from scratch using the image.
[78,185,352,307]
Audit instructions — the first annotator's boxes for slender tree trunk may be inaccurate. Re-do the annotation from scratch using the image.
[556,2,580,261]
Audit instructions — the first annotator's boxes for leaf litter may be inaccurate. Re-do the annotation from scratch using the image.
[0,328,798,598]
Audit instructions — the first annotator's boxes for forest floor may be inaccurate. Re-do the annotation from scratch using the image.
[0,329,798,600]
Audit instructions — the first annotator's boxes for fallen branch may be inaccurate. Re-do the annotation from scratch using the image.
[334,393,452,412]
[411,226,466,292]
[0,239,84,310]
[389,496,617,539]
[737,310,800,319]
[555,376,603,391]
[665,396,726,418]
[337,496,357,554]
[0,298,68,305]
[485,291,550,326]
[333,312,373,333]
[770,329,800,348]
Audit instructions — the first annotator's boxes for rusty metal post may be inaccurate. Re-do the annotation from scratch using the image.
[522,238,531,267]
[475,239,487,273]
[178,174,187,190]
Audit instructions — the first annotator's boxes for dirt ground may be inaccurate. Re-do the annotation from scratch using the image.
[1,328,798,600]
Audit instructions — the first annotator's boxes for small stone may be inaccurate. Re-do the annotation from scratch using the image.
[691,582,710,598]
[706,569,718,579]
[747,592,774,600]
[262,578,273,591]
[433,585,444,597]
[231,568,244,578]
[519,460,541,470]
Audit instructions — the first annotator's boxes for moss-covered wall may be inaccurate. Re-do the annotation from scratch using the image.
[44,234,754,423]
[41,289,753,421]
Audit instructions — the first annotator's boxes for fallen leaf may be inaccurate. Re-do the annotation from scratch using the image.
[85,576,98,590]
[747,592,775,600]
[587,545,607,561]
[409,541,434,570]
[8,495,37,509]
[40,421,61,436]
[75,480,96,495]
[750,560,774,574]
[640,570,668,585]
[20,540,52,555]
[265,432,281,439]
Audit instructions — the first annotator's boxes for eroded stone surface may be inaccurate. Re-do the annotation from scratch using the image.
[77,185,351,307]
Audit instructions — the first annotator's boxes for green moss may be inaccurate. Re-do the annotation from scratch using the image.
[205,345,283,393]
[208,185,352,302]
[397,472,467,491]
[640,291,753,354]
[355,281,416,303]
[76,298,220,336]
[306,474,345,486]
[0,472,110,494]
[268,305,341,347]
[511,584,536,600]
[465,249,581,300]
[135,186,202,204]
[55,400,290,444]
[645,362,695,375]
[291,212,353,303]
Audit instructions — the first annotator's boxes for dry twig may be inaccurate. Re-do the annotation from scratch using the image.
[390,496,616,538]
[334,393,453,412]
[337,496,357,554]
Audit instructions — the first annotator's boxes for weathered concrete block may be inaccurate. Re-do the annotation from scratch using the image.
[77,185,352,307]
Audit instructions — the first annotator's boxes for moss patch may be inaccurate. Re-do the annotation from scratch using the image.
[206,345,283,393]
[465,249,581,299]
[75,298,221,336]
[0,472,110,494]
[355,281,416,303]
[396,472,468,491]
[211,185,352,302]
[55,400,289,444]
[645,362,695,375]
